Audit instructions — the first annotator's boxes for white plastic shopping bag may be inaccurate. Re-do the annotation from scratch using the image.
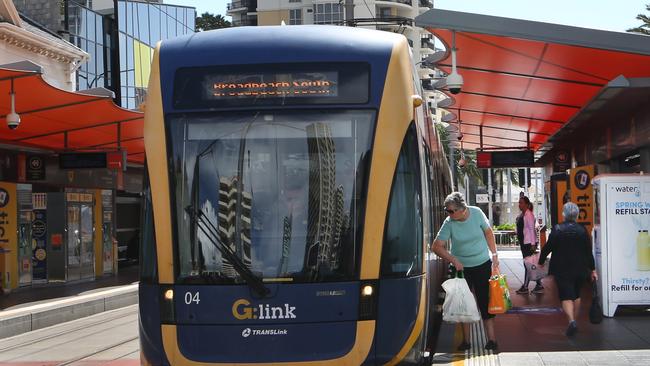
[524,253,548,281]
[441,276,481,323]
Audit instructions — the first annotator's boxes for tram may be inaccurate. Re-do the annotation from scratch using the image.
[139,25,452,365]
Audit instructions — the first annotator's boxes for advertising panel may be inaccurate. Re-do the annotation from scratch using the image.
[606,180,650,304]
[570,165,595,234]
[32,200,48,282]
[0,182,18,291]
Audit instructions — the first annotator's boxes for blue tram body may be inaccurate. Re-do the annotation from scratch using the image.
[140,25,451,365]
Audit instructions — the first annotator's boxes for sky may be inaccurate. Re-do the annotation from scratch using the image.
[168,0,647,33]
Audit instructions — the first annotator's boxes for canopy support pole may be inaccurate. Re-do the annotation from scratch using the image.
[117,122,122,150]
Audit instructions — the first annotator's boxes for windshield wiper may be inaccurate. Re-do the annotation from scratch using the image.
[186,205,270,297]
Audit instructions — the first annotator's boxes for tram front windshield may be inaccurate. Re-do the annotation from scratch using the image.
[167,110,375,284]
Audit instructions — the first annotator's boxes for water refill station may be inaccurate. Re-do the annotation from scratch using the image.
[593,174,650,316]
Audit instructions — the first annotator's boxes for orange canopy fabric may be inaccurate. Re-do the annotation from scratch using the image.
[416,9,650,158]
[0,65,144,163]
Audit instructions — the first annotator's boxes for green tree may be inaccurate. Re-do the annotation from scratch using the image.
[435,123,482,188]
[627,4,650,35]
[434,123,520,189]
[195,12,231,32]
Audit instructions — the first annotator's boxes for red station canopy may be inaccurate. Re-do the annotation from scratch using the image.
[0,61,144,163]
[415,9,650,159]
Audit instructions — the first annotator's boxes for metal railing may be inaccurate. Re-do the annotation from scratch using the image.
[494,230,518,246]
[232,17,258,27]
[375,15,414,26]
[376,0,413,6]
[227,0,257,11]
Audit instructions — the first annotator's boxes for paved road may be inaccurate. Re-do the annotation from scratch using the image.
[0,305,139,366]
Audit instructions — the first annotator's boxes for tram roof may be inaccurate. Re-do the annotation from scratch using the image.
[158,25,407,112]
[161,25,402,64]
[0,61,144,163]
[415,9,650,161]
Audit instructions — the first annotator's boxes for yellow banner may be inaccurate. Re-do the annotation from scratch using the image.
[570,165,595,234]
[556,180,568,225]
[134,39,153,88]
[0,182,18,290]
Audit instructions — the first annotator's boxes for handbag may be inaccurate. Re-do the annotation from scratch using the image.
[441,271,481,323]
[488,270,512,314]
[524,253,549,281]
[589,281,603,324]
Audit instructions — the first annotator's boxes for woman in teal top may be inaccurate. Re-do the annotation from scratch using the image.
[432,192,500,352]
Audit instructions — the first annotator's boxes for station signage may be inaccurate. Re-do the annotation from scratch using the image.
[26,155,45,180]
[570,165,595,234]
[59,152,107,169]
[0,182,17,290]
[477,150,534,168]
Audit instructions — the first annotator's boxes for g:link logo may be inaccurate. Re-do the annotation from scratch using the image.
[232,299,297,320]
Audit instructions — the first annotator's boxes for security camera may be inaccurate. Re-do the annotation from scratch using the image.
[446,71,463,95]
[6,111,20,130]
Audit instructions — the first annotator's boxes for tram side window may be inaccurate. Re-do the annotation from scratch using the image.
[140,167,157,283]
[381,124,423,277]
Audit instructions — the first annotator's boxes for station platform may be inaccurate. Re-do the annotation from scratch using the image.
[432,250,650,365]
[0,265,139,339]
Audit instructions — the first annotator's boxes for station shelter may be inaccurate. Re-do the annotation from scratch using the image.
[415,9,650,229]
[0,61,144,292]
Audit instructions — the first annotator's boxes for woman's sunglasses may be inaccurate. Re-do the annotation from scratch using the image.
[445,208,457,214]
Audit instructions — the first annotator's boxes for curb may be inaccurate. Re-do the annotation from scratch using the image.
[0,284,138,339]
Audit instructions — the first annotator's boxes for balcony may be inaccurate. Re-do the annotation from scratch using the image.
[375,14,414,27]
[421,38,431,49]
[227,0,257,13]
[376,0,413,9]
[232,16,258,27]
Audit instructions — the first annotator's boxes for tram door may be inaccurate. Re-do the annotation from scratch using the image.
[66,193,95,281]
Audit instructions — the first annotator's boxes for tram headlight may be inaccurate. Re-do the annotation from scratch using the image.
[160,286,176,324]
[359,280,378,320]
[362,285,374,296]
[164,289,174,301]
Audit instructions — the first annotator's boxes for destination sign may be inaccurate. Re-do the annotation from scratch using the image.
[477,150,535,168]
[205,72,339,99]
[174,63,369,109]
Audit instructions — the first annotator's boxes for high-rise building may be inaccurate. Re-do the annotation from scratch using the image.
[14,0,195,109]
[227,0,436,101]
[226,0,257,27]
[218,177,253,278]
[305,122,340,273]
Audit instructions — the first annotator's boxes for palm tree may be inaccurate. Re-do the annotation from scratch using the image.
[627,4,650,35]
[434,123,482,188]
[196,13,231,32]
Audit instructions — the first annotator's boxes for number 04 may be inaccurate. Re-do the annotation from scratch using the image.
[184,291,200,304]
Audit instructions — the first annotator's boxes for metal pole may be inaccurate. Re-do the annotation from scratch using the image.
[465,173,470,204]
[525,167,529,194]
[507,168,512,223]
[488,168,493,225]
[449,145,456,190]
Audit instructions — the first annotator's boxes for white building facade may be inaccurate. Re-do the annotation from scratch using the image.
[1,0,88,91]
[228,0,436,101]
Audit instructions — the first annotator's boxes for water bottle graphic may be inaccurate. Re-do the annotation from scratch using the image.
[637,230,650,271]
